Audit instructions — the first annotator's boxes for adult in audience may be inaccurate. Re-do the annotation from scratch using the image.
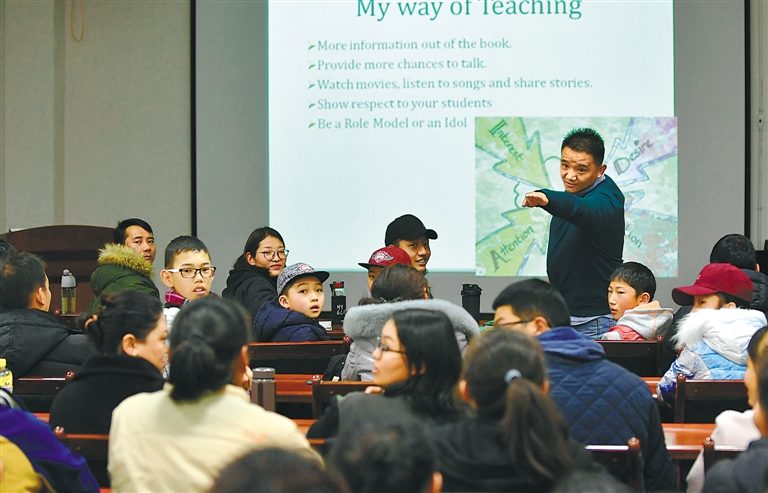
[308,308,464,438]
[87,218,160,314]
[522,128,624,339]
[342,264,479,381]
[492,279,676,491]
[687,326,768,493]
[385,214,437,273]
[703,350,768,493]
[209,448,346,493]
[108,297,314,493]
[222,227,288,319]
[50,291,167,435]
[0,253,94,377]
[431,329,603,492]
[0,239,16,313]
[660,233,768,372]
[329,412,441,493]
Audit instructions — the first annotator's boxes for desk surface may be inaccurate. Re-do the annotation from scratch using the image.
[662,423,716,460]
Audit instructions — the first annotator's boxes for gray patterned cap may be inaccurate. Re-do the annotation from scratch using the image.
[277,262,330,295]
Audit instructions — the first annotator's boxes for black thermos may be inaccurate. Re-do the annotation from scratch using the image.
[461,284,482,322]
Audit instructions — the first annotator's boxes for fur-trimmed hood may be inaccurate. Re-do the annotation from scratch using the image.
[673,308,767,365]
[343,298,480,341]
[97,243,154,278]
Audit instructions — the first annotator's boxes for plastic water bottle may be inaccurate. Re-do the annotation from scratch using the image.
[461,284,482,322]
[0,358,12,394]
[331,280,346,325]
[251,367,276,411]
[61,269,77,315]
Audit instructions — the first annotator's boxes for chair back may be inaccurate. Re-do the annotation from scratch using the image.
[14,371,75,413]
[54,427,110,487]
[586,437,643,492]
[311,375,370,419]
[702,436,745,471]
[248,338,350,374]
[597,335,664,376]
[674,374,748,423]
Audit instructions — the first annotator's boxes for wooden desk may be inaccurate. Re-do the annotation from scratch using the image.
[662,423,716,460]
[293,419,317,435]
[34,412,50,423]
[327,329,346,340]
[276,374,314,403]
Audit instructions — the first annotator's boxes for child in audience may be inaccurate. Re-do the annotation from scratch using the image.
[160,236,216,331]
[703,349,768,493]
[430,329,603,492]
[657,263,767,405]
[358,246,411,293]
[687,326,767,493]
[108,298,315,493]
[601,262,674,340]
[252,263,331,342]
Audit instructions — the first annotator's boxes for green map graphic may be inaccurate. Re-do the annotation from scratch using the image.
[476,117,678,278]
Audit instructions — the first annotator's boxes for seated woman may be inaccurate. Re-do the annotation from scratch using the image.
[50,290,167,435]
[108,297,315,493]
[308,308,464,439]
[341,264,479,381]
[222,227,288,319]
[431,329,603,492]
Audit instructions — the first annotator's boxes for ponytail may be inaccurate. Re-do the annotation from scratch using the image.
[168,298,250,402]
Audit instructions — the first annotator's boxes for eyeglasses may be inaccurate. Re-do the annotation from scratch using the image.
[166,267,216,278]
[494,319,533,330]
[258,250,289,260]
[375,336,406,354]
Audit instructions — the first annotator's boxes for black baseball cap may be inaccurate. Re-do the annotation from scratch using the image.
[385,214,438,246]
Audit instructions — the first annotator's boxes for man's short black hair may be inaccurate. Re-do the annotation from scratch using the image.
[114,218,153,245]
[710,234,757,270]
[0,240,16,265]
[609,261,657,300]
[164,235,210,268]
[0,253,47,310]
[561,127,605,165]
[493,279,571,328]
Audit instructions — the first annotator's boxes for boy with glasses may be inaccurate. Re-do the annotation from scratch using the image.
[160,236,216,331]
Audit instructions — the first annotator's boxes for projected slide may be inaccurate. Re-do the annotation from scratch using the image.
[475,117,678,278]
[268,0,674,272]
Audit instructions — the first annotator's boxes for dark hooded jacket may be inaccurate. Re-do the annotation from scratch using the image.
[87,244,159,315]
[703,437,768,493]
[538,327,676,492]
[222,264,278,319]
[0,309,95,377]
[252,302,330,342]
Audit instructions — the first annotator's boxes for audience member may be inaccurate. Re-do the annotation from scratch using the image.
[358,246,411,293]
[0,253,94,377]
[0,389,99,493]
[552,472,633,493]
[252,263,331,342]
[657,263,766,405]
[493,279,676,491]
[431,329,604,492]
[342,264,479,381]
[49,291,167,435]
[521,128,624,339]
[660,233,768,372]
[209,448,346,493]
[385,214,437,273]
[601,261,673,340]
[108,297,315,493]
[87,218,159,314]
[703,350,768,493]
[0,239,16,313]
[222,227,288,319]
[308,309,464,438]
[687,326,768,493]
[161,235,216,331]
[329,413,440,493]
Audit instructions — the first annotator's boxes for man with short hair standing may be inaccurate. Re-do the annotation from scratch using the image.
[522,128,624,339]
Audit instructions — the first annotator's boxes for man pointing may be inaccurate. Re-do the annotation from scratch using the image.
[522,127,624,339]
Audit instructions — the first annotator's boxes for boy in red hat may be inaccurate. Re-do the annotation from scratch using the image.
[358,246,412,293]
[656,263,767,405]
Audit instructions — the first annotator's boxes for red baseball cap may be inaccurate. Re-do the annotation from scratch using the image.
[358,246,411,270]
[672,263,754,306]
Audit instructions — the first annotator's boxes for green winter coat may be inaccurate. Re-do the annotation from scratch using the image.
[86,244,160,315]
